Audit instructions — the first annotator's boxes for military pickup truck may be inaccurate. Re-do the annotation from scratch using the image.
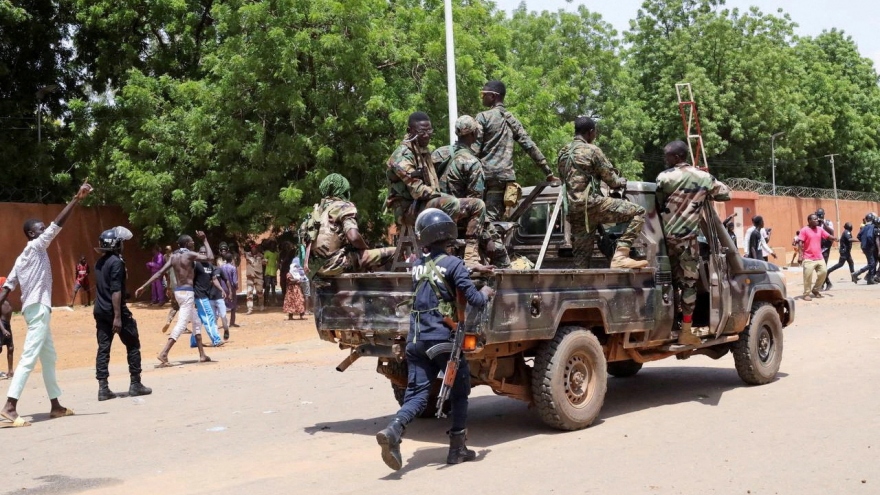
[313,182,795,430]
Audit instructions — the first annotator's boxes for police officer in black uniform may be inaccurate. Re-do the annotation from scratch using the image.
[93,227,152,401]
[376,208,494,470]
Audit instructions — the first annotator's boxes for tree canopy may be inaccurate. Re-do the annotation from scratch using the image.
[2,0,879,243]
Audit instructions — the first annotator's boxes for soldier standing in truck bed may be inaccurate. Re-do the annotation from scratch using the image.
[557,117,647,269]
[386,111,486,266]
[433,115,511,269]
[656,140,731,346]
[476,80,559,221]
[301,173,395,276]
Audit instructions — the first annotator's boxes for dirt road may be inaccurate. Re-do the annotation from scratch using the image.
[1,271,879,495]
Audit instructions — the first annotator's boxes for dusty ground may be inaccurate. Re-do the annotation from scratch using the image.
[1,269,878,495]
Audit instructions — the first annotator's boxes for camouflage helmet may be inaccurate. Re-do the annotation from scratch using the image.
[454,115,482,139]
[414,208,457,248]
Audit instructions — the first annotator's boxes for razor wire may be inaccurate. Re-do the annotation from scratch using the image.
[725,178,880,202]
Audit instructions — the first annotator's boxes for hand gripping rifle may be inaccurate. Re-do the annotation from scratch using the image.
[435,290,468,418]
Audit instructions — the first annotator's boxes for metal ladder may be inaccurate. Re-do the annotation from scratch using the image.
[675,83,710,172]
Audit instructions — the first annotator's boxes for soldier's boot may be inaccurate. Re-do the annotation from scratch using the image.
[98,379,117,401]
[376,418,406,470]
[677,321,702,346]
[129,374,153,397]
[610,246,648,269]
[446,429,477,465]
[463,240,481,268]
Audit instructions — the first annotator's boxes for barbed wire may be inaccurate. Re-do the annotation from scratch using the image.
[726,178,880,202]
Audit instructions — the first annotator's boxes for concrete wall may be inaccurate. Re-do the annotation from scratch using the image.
[715,192,880,265]
[0,203,153,311]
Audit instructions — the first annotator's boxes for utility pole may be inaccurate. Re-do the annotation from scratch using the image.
[770,132,785,195]
[443,0,458,148]
[826,154,841,235]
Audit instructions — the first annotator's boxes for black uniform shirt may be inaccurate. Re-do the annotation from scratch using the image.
[94,253,126,317]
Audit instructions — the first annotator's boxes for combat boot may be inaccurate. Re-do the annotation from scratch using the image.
[676,321,702,346]
[376,418,405,470]
[98,379,117,401]
[463,240,481,268]
[446,429,477,465]
[129,374,153,397]
[610,247,648,269]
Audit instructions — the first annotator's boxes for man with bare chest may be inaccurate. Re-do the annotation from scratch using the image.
[136,231,214,366]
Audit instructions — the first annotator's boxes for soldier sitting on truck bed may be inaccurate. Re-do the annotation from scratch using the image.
[557,116,647,269]
[656,140,731,346]
[301,174,395,276]
[433,115,511,269]
[386,111,486,266]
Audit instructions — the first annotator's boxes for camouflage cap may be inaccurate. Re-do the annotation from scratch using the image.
[455,115,482,138]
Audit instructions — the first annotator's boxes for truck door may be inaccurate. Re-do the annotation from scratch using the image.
[702,203,731,337]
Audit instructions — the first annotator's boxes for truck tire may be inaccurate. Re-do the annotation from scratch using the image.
[532,326,607,431]
[607,360,643,378]
[732,303,783,385]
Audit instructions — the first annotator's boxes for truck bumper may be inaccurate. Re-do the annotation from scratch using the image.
[783,297,795,327]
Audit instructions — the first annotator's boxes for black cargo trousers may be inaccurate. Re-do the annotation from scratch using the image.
[94,306,142,381]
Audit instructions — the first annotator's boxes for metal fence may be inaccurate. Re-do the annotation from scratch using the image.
[726,178,880,202]
[0,185,56,204]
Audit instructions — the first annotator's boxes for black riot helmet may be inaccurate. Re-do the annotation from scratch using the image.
[816,208,825,218]
[96,226,134,254]
[414,208,457,249]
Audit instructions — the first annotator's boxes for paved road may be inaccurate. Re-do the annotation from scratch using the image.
[2,274,879,495]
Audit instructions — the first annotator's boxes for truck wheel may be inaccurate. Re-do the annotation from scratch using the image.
[532,326,607,431]
[732,303,783,385]
[607,360,643,378]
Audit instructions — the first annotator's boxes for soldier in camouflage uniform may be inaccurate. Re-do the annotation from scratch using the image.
[558,117,647,269]
[476,80,559,222]
[302,174,395,276]
[386,112,485,266]
[656,140,731,346]
[433,115,511,268]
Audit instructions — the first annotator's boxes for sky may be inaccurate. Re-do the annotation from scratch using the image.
[494,0,880,70]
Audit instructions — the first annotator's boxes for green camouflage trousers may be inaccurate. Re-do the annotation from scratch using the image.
[569,197,646,268]
[317,247,396,276]
[484,179,509,221]
[479,223,511,268]
[666,237,699,317]
[394,194,485,238]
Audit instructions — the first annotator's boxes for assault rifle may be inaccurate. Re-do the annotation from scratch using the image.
[435,290,468,418]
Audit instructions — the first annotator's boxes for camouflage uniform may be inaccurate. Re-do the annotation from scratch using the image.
[656,162,731,316]
[557,136,645,268]
[434,143,511,268]
[386,138,485,239]
[476,104,552,221]
[309,198,395,276]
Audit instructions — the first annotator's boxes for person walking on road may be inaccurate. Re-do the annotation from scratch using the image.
[798,213,835,300]
[376,209,493,471]
[93,227,152,401]
[827,222,856,283]
[0,181,92,427]
[854,214,877,284]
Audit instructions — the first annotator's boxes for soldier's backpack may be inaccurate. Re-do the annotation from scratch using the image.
[300,200,345,259]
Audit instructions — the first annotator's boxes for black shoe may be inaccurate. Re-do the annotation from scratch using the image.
[446,429,477,464]
[129,375,153,397]
[868,280,876,285]
[824,281,833,291]
[223,331,230,340]
[98,379,117,401]
[376,419,405,470]
[853,274,860,283]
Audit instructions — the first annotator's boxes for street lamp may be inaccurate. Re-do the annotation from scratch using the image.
[35,84,58,145]
[770,131,785,195]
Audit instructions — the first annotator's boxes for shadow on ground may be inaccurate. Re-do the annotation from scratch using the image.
[2,474,121,495]
[304,365,788,448]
